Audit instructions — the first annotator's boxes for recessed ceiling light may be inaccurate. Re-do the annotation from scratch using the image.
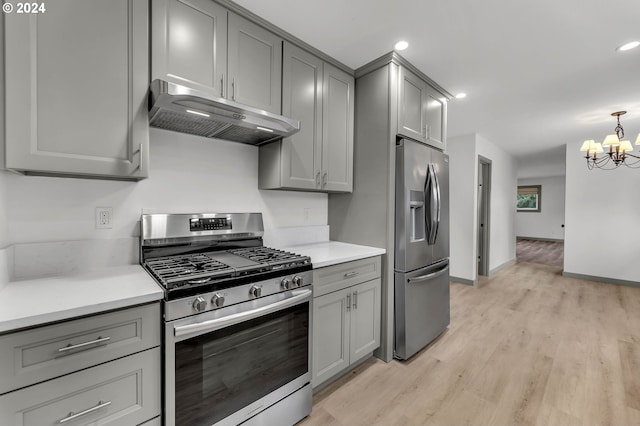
[394,40,409,51]
[455,93,467,99]
[616,41,640,52]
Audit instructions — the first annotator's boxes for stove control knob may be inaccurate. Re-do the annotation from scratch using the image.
[292,276,303,287]
[249,285,262,298]
[192,296,207,312]
[281,278,292,290]
[211,294,225,308]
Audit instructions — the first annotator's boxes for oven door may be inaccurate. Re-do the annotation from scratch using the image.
[165,288,312,426]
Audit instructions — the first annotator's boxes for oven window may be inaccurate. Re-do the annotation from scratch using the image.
[175,302,309,425]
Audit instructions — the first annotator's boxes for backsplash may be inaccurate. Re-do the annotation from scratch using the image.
[1,128,328,256]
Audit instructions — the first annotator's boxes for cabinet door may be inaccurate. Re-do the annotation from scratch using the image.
[152,0,228,98]
[424,85,447,150]
[321,63,354,192]
[227,13,282,114]
[5,0,149,179]
[0,348,160,426]
[397,66,427,143]
[280,42,323,190]
[349,279,381,364]
[312,288,351,388]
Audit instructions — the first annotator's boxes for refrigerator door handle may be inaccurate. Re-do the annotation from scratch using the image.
[426,164,439,245]
[408,264,449,283]
[433,163,442,242]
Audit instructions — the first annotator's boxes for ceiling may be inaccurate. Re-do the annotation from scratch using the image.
[233,0,640,175]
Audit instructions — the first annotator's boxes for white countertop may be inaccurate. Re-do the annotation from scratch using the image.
[0,265,163,333]
[282,241,385,268]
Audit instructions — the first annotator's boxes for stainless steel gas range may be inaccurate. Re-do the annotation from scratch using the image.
[140,213,313,426]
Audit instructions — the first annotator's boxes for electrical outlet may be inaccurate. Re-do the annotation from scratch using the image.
[96,207,113,229]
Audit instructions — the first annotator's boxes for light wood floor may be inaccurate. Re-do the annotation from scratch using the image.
[516,238,564,268]
[300,262,640,425]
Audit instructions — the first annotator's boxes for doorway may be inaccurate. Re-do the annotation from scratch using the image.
[477,157,491,277]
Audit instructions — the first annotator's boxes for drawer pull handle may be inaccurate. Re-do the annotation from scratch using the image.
[344,271,359,278]
[58,336,111,353]
[58,400,112,424]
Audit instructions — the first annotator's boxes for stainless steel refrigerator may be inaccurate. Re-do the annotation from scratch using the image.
[394,138,450,360]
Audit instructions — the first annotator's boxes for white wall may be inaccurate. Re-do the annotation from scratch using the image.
[516,175,566,240]
[2,128,327,247]
[564,142,640,283]
[448,133,517,283]
[447,134,477,282]
[0,172,7,247]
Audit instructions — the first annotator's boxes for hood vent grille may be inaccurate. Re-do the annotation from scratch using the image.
[148,80,299,145]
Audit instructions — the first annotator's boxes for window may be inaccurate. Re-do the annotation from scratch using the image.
[517,185,541,212]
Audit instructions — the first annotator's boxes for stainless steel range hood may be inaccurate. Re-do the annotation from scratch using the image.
[148,79,299,145]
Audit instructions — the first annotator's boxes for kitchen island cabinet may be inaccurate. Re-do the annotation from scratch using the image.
[0,303,161,425]
[3,0,149,180]
[259,42,354,192]
[152,0,282,114]
[312,256,381,388]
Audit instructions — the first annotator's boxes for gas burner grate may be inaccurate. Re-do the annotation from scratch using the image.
[228,247,311,269]
[145,253,234,288]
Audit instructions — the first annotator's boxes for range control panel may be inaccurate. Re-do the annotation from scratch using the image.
[189,217,232,231]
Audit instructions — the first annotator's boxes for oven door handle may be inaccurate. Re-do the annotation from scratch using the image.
[174,289,312,338]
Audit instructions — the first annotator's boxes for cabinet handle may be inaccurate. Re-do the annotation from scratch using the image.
[322,171,327,188]
[58,400,112,424]
[138,144,144,173]
[57,336,111,353]
[232,77,236,100]
[346,293,351,311]
[316,171,321,187]
[344,271,359,278]
[221,75,225,97]
[353,290,358,309]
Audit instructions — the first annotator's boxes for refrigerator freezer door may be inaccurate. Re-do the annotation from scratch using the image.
[394,259,450,360]
[395,139,432,272]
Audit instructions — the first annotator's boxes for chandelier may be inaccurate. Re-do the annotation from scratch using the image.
[580,111,640,169]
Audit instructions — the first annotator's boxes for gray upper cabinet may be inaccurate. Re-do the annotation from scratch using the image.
[152,1,282,115]
[424,85,447,150]
[4,0,149,180]
[398,66,428,143]
[259,43,353,193]
[152,0,228,97]
[398,66,447,150]
[227,13,282,114]
[322,63,354,192]
[275,43,322,190]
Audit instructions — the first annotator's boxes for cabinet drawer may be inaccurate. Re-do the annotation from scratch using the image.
[0,303,160,394]
[0,347,161,426]
[313,257,381,297]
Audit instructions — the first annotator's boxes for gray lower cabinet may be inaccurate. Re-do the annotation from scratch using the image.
[312,257,381,388]
[0,303,161,425]
[259,42,353,193]
[152,0,282,114]
[398,66,447,151]
[0,348,161,426]
[4,0,149,180]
